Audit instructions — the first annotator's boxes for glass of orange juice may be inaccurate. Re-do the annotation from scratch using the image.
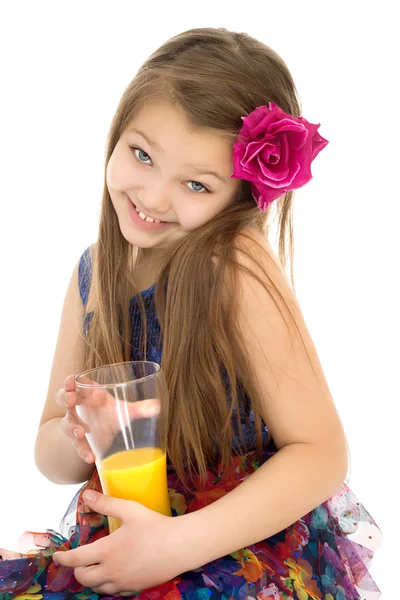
[75,361,171,532]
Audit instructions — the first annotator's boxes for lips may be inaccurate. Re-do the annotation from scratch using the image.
[126,195,174,230]
[128,197,166,223]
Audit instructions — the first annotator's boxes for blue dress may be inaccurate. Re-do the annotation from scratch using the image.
[0,248,382,600]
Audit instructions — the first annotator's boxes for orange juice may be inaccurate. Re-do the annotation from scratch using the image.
[98,447,171,533]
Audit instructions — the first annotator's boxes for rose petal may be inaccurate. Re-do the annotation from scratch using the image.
[268,119,308,150]
[242,136,276,164]
[259,158,300,189]
[311,130,329,159]
[250,111,279,140]
[251,182,286,211]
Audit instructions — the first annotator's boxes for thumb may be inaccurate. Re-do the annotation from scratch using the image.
[82,489,135,520]
[129,397,161,419]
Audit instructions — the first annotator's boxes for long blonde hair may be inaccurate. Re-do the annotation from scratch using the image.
[84,27,305,485]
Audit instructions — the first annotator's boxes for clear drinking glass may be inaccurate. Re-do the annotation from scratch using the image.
[75,361,171,532]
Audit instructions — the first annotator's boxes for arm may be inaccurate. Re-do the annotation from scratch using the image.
[34,258,95,485]
[180,442,346,570]
[180,230,349,569]
[35,417,95,484]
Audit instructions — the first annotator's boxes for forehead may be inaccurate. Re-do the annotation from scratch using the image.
[124,101,235,165]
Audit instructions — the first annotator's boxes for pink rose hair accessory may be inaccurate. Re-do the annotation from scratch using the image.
[231,102,329,211]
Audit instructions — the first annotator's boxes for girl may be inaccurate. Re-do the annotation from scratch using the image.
[0,27,382,600]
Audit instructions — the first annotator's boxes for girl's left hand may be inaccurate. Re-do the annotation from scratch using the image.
[53,490,187,596]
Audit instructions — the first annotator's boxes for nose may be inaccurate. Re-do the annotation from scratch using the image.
[137,180,172,217]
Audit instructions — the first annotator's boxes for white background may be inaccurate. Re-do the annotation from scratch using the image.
[0,1,396,596]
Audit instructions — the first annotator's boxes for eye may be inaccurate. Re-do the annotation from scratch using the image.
[187,181,209,193]
[132,147,151,164]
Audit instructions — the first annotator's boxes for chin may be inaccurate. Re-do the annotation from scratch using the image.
[117,222,167,250]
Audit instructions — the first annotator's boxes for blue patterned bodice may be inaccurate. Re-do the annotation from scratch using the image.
[78,248,272,449]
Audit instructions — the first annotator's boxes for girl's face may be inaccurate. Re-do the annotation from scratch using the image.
[106,101,241,252]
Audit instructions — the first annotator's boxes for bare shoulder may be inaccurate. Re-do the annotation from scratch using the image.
[233,226,296,310]
[235,225,279,260]
[233,225,302,375]
[236,226,289,273]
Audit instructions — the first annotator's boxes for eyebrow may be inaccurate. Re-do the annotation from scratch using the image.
[128,127,228,183]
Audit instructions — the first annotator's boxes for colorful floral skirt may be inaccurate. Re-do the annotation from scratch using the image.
[0,449,382,600]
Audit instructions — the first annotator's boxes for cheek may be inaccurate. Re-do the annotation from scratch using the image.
[106,154,119,190]
[106,150,134,191]
[177,202,218,231]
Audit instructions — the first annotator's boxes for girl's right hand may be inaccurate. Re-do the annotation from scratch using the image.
[56,374,161,464]
[56,375,95,464]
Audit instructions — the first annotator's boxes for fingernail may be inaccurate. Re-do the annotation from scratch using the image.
[73,429,79,438]
[83,489,97,502]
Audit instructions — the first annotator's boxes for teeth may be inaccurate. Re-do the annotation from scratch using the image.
[140,210,154,223]
[135,206,161,224]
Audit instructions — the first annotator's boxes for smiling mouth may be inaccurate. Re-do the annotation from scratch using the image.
[127,195,177,227]
[126,195,166,223]
[134,204,163,224]
[126,194,176,231]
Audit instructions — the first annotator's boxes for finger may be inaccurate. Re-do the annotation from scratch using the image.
[64,375,76,392]
[75,377,102,401]
[81,490,136,520]
[59,406,91,437]
[73,564,108,589]
[53,541,103,568]
[75,386,108,407]
[59,412,80,438]
[56,388,77,409]
[92,583,132,596]
[55,388,66,408]
[129,398,161,419]
[59,416,96,462]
